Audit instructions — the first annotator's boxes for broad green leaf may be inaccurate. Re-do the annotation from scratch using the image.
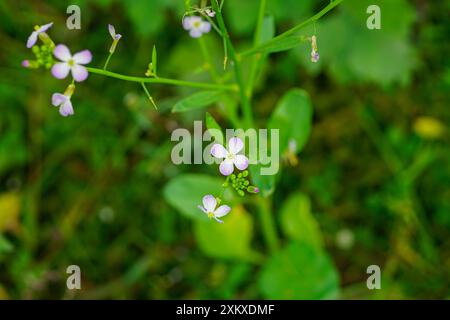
[299,0,417,86]
[249,163,276,198]
[224,0,259,36]
[163,174,237,221]
[194,205,253,260]
[268,89,313,155]
[205,112,224,143]
[172,91,223,113]
[280,192,323,249]
[125,0,166,36]
[259,242,339,299]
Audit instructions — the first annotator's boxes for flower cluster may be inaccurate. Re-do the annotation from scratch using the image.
[198,137,259,224]
[23,22,94,117]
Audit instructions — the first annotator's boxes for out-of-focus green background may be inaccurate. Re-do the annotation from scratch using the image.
[0,0,449,299]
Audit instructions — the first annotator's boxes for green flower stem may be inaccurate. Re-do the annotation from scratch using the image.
[86,67,236,91]
[103,52,114,70]
[140,82,157,109]
[258,196,280,253]
[211,0,254,129]
[241,0,344,57]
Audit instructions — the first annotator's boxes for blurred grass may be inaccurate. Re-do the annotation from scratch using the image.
[0,0,449,299]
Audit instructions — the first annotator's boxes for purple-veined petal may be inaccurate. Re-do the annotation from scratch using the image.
[51,62,71,79]
[59,99,74,117]
[53,44,72,62]
[26,32,38,48]
[114,34,122,40]
[182,17,193,30]
[189,29,203,38]
[73,50,92,65]
[71,64,89,82]
[233,155,249,171]
[214,205,230,218]
[108,24,116,38]
[200,21,211,33]
[22,60,30,68]
[228,137,244,154]
[219,159,234,176]
[202,195,217,212]
[38,22,53,33]
[197,205,207,214]
[211,144,227,158]
[51,93,67,107]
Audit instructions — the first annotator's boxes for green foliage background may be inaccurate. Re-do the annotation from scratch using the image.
[0,0,449,299]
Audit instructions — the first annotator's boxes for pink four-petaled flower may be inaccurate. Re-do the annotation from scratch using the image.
[51,44,92,82]
[198,195,231,224]
[211,137,249,176]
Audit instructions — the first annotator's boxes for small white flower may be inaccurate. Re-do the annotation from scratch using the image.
[108,24,122,40]
[51,83,76,117]
[197,195,231,224]
[182,16,211,38]
[51,44,92,82]
[27,22,53,48]
[211,137,249,176]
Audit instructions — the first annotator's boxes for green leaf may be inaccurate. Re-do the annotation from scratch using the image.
[125,0,166,36]
[259,242,339,299]
[172,91,223,113]
[152,45,157,76]
[268,89,313,154]
[249,163,276,198]
[280,192,323,249]
[194,206,254,260]
[247,35,307,56]
[301,0,417,86]
[163,174,237,221]
[205,112,224,143]
[259,15,275,44]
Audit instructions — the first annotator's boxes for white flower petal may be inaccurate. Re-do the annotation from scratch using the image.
[199,21,211,33]
[219,159,234,176]
[53,44,72,62]
[202,195,217,212]
[182,17,193,30]
[26,32,38,48]
[71,64,89,82]
[108,24,116,37]
[38,22,53,33]
[214,205,230,218]
[228,137,244,154]
[233,155,249,171]
[51,62,71,79]
[59,99,74,117]
[72,50,92,65]
[197,205,207,214]
[211,144,227,158]
[189,29,203,38]
[51,93,67,107]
